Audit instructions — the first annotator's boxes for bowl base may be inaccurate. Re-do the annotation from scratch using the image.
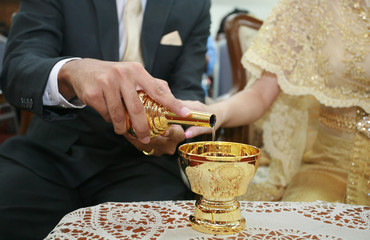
[189,197,245,234]
[190,215,245,234]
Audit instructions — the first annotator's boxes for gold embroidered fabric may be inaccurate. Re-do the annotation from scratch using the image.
[240,0,369,205]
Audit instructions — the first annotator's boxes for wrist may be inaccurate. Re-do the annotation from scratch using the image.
[58,59,77,101]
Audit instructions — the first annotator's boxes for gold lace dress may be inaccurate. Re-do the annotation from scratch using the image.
[240,0,369,205]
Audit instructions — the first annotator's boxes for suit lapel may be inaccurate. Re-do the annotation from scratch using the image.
[92,0,119,61]
[141,0,173,72]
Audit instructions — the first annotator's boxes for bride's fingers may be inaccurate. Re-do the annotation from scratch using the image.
[184,126,213,139]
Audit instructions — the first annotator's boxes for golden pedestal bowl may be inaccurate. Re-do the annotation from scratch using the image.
[178,141,260,235]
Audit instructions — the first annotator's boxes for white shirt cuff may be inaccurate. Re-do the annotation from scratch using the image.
[43,58,85,108]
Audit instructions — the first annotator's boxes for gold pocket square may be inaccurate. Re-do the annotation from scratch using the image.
[160,31,182,46]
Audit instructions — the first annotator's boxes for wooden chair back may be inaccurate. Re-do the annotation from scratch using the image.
[224,13,263,95]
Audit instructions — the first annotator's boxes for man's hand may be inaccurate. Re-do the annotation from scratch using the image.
[58,58,190,143]
[124,125,186,156]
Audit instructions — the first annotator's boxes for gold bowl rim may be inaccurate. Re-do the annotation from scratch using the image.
[178,141,260,163]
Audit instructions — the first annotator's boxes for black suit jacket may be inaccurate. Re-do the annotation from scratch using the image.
[0,0,210,187]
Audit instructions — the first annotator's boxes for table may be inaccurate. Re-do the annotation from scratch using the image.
[45,201,369,240]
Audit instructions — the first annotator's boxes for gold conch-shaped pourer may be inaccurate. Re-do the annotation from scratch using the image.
[127,90,216,137]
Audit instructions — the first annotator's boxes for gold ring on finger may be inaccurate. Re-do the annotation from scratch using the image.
[143,149,155,156]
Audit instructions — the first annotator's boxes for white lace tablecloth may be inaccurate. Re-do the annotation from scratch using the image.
[45,201,369,240]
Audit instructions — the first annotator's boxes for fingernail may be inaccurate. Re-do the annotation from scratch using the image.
[185,131,192,139]
[180,107,190,116]
[140,136,150,144]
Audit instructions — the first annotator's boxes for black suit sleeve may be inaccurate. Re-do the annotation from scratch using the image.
[0,0,68,117]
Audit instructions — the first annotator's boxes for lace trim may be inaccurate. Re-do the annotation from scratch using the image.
[242,50,370,113]
[45,201,370,240]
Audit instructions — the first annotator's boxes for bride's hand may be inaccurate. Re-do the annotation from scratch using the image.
[181,100,220,139]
